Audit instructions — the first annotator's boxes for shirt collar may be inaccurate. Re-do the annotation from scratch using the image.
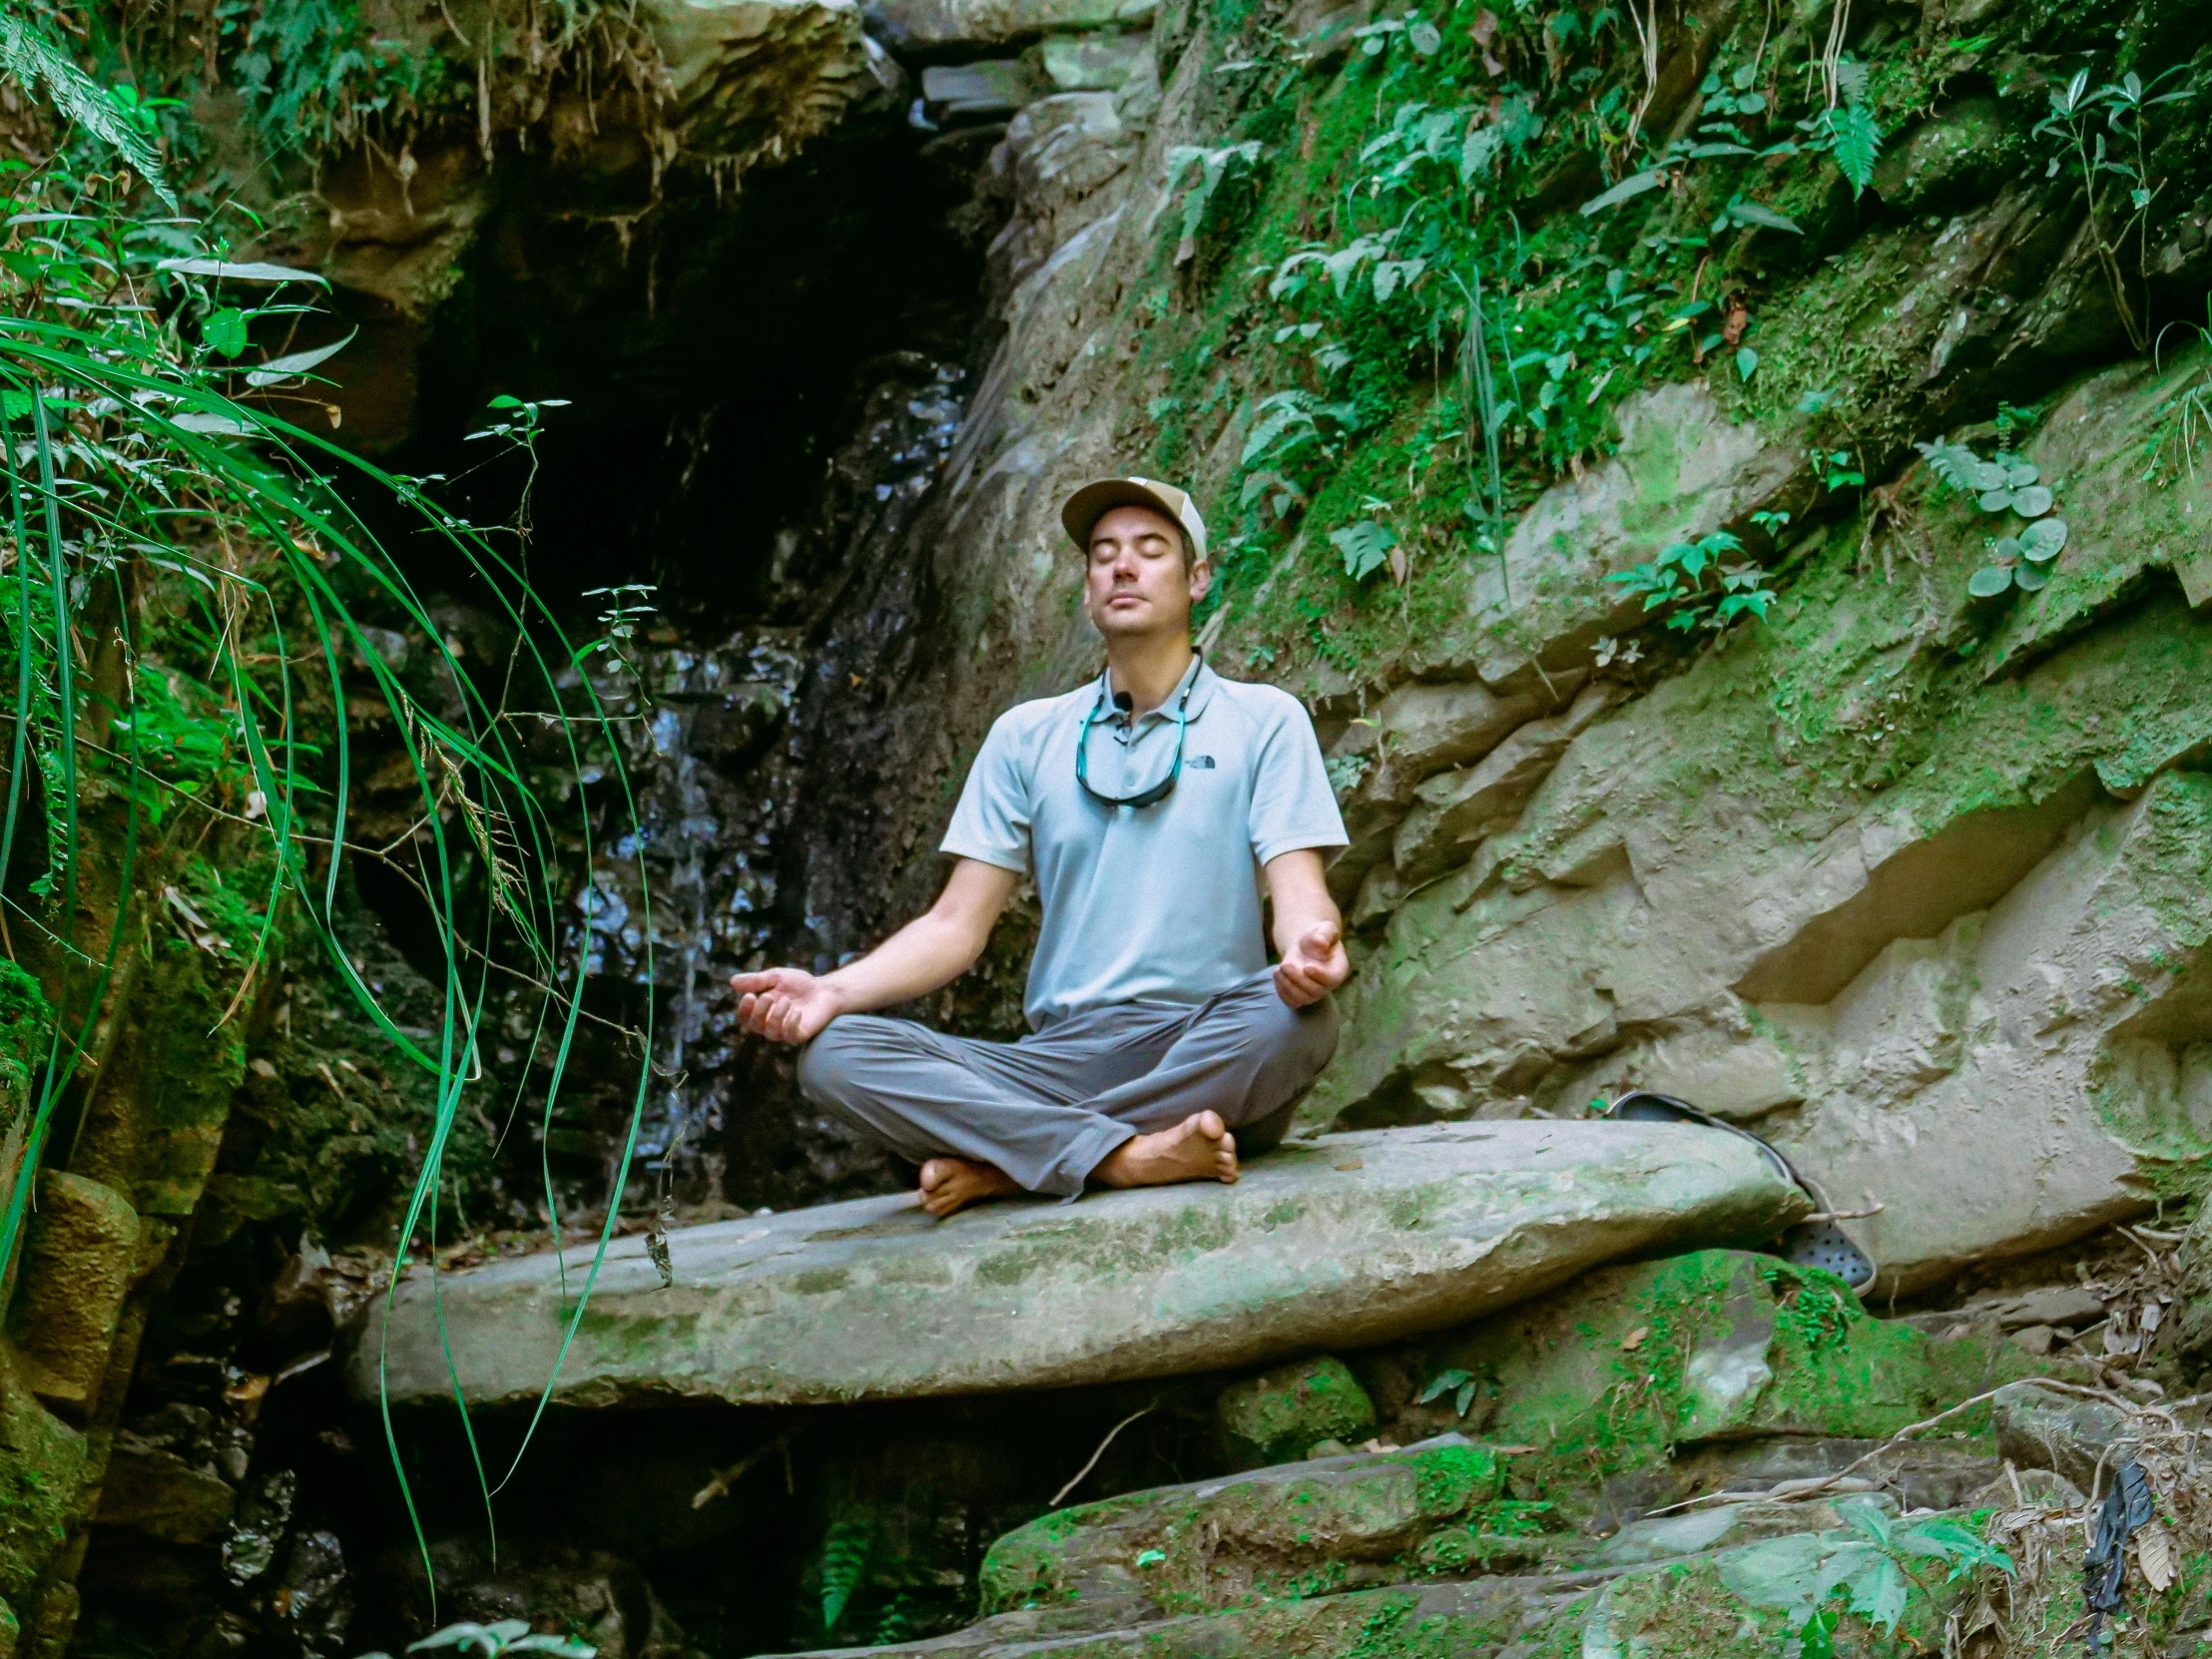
[1088,655,1217,729]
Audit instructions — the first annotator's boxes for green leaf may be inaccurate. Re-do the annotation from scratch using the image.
[1580,171,1666,215]
[1824,103,1884,196]
[1967,564,2015,597]
[2011,484,2054,517]
[203,307,250,357]
[1407,20,1442,54]
[156,257,328,285]
[1845,1554,1910,1631]
[244,330,356,386]
[1725,198,1803,233]
[1736,346,1759,380]
[1330,520,1397,582]
[1417,1367,1473,1404]
[1976,488,2016,513]
[2020,517,2068,561]
[2003,458,2041,486]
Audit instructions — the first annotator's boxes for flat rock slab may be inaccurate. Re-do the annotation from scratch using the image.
[350,1122,1804,1409]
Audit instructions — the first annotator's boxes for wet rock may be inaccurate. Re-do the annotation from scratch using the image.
[395,1542,697,1659]
[269,1529,351,1657]
[355,1120,1806,1408]
[95,1446,237,1545]
[1991,1381,2131,1492]
[223,1469,296,1585]
[977,1436,1505,1630]
[1216,1358,1376,1467]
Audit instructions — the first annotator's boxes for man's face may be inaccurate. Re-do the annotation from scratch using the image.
[1083,503,1211,641]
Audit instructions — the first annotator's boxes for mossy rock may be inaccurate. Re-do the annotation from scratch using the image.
[794,1515,1973,1658]
[978,1435,1510,1629]
[1217,1356,1378,1466]
[1397,1250,2038,1481]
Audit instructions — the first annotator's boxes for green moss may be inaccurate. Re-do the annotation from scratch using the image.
[1218,1357,1380,1464]
[1423,1250,2032,1489]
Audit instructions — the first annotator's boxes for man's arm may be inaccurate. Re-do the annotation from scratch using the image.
[1264,848,1351,1008]
[731,858,1022,1044]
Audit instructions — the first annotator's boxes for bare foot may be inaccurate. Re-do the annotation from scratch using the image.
[918,1156,1021,1218]
[1095,1111,1239,1191]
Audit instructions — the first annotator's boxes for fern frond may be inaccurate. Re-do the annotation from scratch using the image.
[0,2,174,205]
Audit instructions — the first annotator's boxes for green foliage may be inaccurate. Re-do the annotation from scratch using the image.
[1606,530,1776,631]
[1718,1497,2011,1644]
[2033,67,2198,350]
[0,1,174,203]
[0,76,652,1598]
[217,0,453,152]
[819,1515,874,1634]
[1154,142,1265,265]
[1916,436,2070,599]
[1799,57,1885,198]
[1330,519,1397,582]
[1416,1366,1479,1417]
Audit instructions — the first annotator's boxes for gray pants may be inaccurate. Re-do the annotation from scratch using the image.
[797,969,1340,1199]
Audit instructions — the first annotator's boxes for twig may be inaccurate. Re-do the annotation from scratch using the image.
[1052,1403,1157,1507]
[1802,1203,1885,1224]
[692,1433,792,1509]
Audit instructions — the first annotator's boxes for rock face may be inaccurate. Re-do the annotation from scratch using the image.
[807,0,2212,1306]
[353,1121,1804,1408]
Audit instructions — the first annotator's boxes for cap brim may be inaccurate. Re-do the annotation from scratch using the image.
[1061,479,1191,554]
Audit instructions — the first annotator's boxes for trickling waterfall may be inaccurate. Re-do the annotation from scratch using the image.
[572,360,973,1212]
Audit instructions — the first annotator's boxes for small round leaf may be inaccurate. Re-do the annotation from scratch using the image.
[2013,562,2049,592]
[2004,459,2040,486]
[1991,536,2023,560]
[1407,20,1443,54]
[1976,489,2015,513]
[2011,484,2054,517]
[1738,92,1768,113]
[1967,564,2015,598]
[1970,461,2010,491]
[2020,517,2069,561]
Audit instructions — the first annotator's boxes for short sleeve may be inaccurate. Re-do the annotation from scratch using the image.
[1248,693,1349,865]
[940,713,1034,873]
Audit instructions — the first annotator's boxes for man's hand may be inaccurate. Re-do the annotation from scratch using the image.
[731,967,843,1044]
[1273,919,1349,1008]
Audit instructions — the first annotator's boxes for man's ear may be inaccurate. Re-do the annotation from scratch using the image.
[1188,558,1214,606]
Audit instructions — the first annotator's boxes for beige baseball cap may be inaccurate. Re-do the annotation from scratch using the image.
[1061,476,1210,563]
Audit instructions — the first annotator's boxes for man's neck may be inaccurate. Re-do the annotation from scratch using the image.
[1105,635,1196,718]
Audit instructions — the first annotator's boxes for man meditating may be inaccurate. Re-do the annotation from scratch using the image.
[731,476,1351,1217]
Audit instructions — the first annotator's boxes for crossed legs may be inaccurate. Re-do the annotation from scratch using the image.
[796,969,1338,1216]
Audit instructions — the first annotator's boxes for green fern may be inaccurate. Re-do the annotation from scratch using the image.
[1822,103,1884,197]
[820,1517,873,1634]
[0,1,173,203]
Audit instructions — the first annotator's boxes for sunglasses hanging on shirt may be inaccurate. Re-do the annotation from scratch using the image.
[1076,658,1199,810]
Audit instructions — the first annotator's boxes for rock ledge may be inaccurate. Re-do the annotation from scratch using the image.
[350,1121,1805,1409]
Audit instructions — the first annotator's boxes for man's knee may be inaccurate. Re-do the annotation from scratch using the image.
[795,1015,891,1107]
[1241,984,1340,1080]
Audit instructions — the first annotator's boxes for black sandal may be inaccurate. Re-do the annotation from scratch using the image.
[1604,1090,1876,1292]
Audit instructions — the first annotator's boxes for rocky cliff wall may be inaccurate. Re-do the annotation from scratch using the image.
[843,0,2212,1297]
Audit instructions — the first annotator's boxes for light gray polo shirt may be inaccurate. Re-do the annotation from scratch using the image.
[942,658,1348,1029]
